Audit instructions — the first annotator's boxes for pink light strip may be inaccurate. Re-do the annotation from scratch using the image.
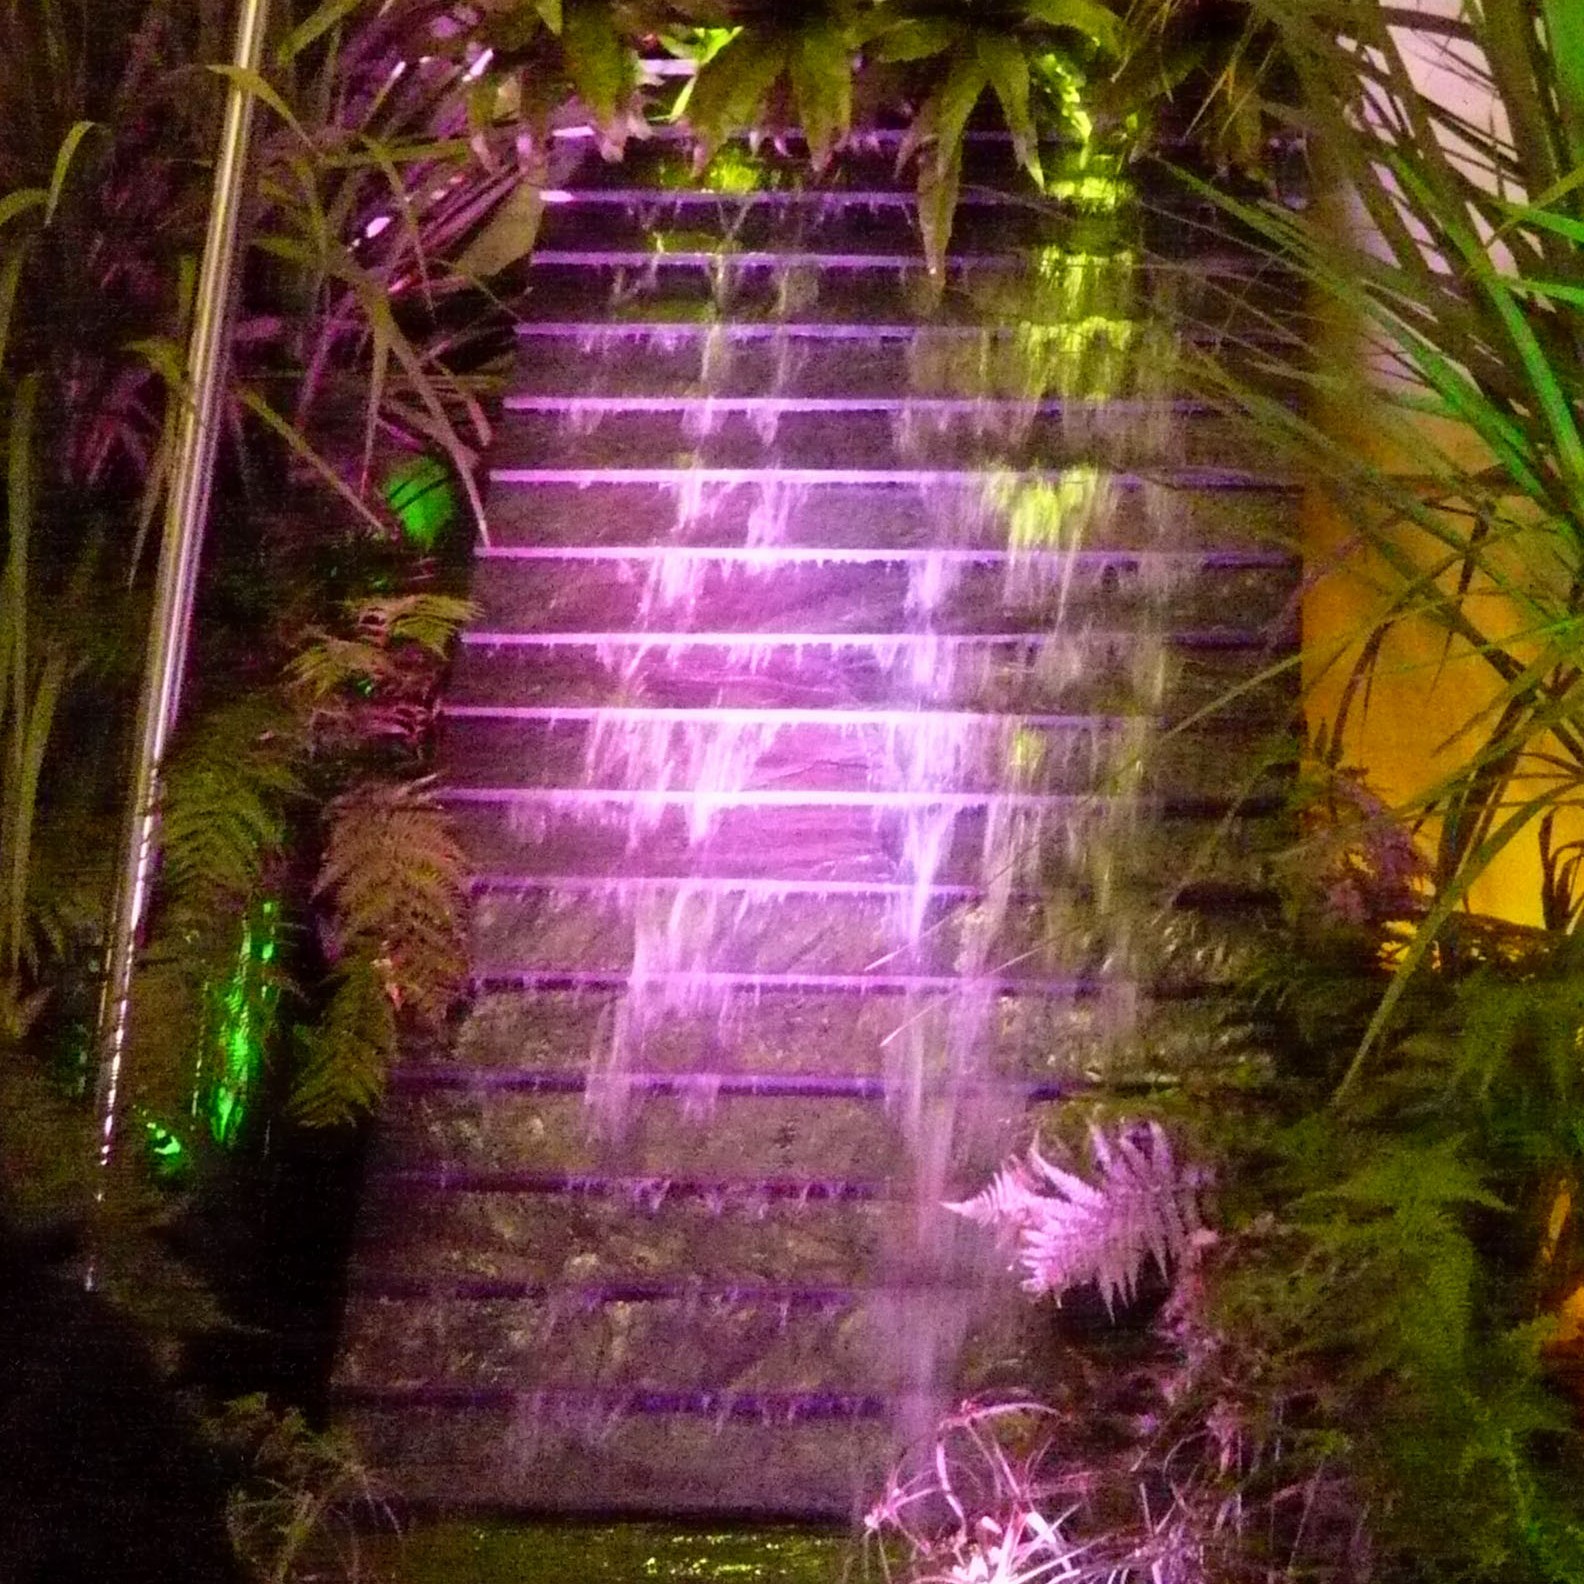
[487,465,1290,488]
[443,788,1134,809]
[470,969,1124,996]
[471,873,1016,900]
[473,545,1285,567]
[457,629,1214,646]
[503,394,1196,414]
[530,248,1269,275]
[441,704,1135,725]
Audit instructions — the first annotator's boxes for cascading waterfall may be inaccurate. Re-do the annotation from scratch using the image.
[334,133,1299,1516]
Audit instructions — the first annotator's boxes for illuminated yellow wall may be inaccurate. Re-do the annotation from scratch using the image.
[1300,2,1578,928]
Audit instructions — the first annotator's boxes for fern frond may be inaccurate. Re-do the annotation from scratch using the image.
[287,631,398,702]
[949,1122,1203,1310]
[161,699,300,907]
[353,593,477,658]
[290,955,396,1129]
[316,777,469,1022]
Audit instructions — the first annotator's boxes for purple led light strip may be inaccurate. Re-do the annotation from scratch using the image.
[457,628,1279,648]
[379,1168,883,1199]
[529,247,1275,274]
[513,320,1298,347]
[503,394,1215,416]
[488,465,1294,489]
[442,704,1141,725]
[474,545,1294,568]
[469,872,1045,898]
[384,1070,1106,1101]
[350,1274,927,1304]
[445,788,1140,810]
[336,1383,894,1420]
[465,969,1205,998]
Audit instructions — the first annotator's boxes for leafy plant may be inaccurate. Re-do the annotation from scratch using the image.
[215,1392,395,1584]
[1178,0,1584,1076]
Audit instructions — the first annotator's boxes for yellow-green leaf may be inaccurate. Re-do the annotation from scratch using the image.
[275,0,364,65]
[207,65,311,145]
[918,140,964,280]
[977,32,1040,187]
[1024,0,1123,57]
[685,29,788,164]
[44,121,100,225]
[871,18,959,63]
[0,189,46,234]
[456,182,545,278]
[931,47,991,178]
[563,0,632,144]
[789,22,853,171]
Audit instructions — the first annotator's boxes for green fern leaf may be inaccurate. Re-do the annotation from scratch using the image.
[290,955,396,1129]
[161,700,300,908]
[317,778,469,1022]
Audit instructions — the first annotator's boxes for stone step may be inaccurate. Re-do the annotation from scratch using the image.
[439,712,1285,800]
[339,1282,1008,1395]
[529,191,1248,262]
[442,796,1286,888]
[335,1395,897,1516]
[491,403,1278,477]
[508,321,1289,404]
[463,549,1297,636]
[465,882,1268,983]
[351,1173,896,1288]
[446,630,1295,717]
[481,475,1299,554]
[447,984,1255,1082]
[375,1090,913,1178]
[557,135,1212,202]
[516,255,1306,342]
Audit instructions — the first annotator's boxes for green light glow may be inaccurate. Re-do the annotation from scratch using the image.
[990,465,1108,553]
[1045,172,1128,210]
[1016,248,1145,398]
[696,145,764,194]
[382,454,456,549]
[194,900,281,1149]
[141,1115,189,1181]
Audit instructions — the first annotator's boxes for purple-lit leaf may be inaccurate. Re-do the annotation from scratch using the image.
[948,1123,1203,1310]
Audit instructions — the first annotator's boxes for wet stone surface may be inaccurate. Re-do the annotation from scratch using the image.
[337,139,1300,1516]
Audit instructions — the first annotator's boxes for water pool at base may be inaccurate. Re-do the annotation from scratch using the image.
[376,1521,856,1583]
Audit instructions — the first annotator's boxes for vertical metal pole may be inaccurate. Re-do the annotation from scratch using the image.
[89,0,273,1251]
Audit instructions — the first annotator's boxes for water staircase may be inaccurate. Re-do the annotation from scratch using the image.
[336,129,1299,1517]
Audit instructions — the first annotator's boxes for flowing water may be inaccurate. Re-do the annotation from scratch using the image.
[335,137,1298,1518]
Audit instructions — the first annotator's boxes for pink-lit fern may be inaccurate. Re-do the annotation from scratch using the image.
[945,1123,1204,1310]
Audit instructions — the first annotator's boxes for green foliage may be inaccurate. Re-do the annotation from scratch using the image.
[160,700,302,916]
[1190,764,1584,1582]
[1179,0,1584,1080]
[315,777,469,1024]
[214,1391,394,1583]
[289,953,398,1130]
[288,778,468,1127]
